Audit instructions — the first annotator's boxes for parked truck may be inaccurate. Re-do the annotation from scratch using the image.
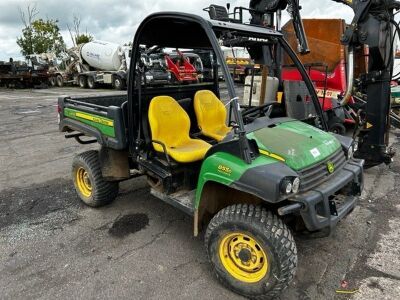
[54,40,130,90]
[0,56,51,88]
[222,47,260,83]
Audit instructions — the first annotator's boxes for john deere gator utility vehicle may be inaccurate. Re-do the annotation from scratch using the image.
[58,12,364,299]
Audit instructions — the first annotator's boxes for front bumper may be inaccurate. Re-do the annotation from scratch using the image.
[291,158,364,231]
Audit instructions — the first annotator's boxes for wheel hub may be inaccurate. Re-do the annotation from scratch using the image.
[238,248,252,263]
[75,167,92,198]
[219,232,268,283]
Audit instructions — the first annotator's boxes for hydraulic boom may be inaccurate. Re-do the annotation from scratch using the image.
[333,0,400,166]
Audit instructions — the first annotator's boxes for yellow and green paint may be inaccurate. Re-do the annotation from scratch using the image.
[247,120,341,171]
[195,151,278,205]
[64,108,115,137]
[195,120,341,206]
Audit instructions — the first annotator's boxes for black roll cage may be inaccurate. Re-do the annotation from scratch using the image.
[127,12,327,163]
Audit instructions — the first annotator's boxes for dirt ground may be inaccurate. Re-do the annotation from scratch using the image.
[0,87,399,300]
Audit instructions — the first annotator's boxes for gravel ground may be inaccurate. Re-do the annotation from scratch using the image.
[0,86,399,300]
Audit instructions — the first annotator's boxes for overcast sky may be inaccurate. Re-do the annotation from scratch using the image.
[0,0,354,60]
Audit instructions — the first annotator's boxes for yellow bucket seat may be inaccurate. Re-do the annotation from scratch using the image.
[148,96,211,163]
[194,90,232,141]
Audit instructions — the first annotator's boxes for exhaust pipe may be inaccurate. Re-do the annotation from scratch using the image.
[341,47,354,105]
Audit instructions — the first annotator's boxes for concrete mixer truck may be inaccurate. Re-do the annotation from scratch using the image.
[55,40,130,90]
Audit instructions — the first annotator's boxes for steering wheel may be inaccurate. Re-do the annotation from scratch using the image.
[241,102,275,123]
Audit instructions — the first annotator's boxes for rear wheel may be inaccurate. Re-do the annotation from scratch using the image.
[205,204,297,299]
[87,76,97,89]
[56,74,64,87]
[72,150,119,207]
[79,76,87,88]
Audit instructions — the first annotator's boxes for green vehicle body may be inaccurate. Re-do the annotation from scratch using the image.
[59,94,362,233]
[196,120,341,205]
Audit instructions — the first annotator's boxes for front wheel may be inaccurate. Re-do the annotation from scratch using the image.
[72,150,119,207]
[205,204,297,299]
[113,76,125,90]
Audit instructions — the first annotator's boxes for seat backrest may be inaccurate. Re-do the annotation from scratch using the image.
[148,96,191,150]
[208,5,230,21]
[194,90,227,132]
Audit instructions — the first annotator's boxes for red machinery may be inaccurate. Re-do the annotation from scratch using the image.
[165,50,199,83]
[281,19,365,133]
[282,60,357,129]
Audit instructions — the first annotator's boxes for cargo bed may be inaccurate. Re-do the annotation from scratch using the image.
[58,93,128,150]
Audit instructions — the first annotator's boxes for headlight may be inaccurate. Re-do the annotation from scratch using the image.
[281,177,300,195]
[292,177,300,193]
[281,178,292,195]
[145,75,153,81]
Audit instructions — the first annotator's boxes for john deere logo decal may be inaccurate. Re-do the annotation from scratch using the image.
[327,161,335,174]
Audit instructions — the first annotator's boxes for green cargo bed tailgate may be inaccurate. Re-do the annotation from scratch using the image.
[58,95,128,150]
[64,108,116,137]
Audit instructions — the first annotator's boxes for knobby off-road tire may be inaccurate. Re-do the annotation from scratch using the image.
[205,204,297,299]
[72,150,119,207]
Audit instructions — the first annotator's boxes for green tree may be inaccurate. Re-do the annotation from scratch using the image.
[17,18,66,57]
[67,15,94,46]
[75,33,93,45]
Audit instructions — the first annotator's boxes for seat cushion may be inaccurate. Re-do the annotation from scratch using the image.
[204,125,232,141]
[148,95,211,163]
[167,139,211,163]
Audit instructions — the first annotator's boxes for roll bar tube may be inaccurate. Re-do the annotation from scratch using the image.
[341,47,354,106]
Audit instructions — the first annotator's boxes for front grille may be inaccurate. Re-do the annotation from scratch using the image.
[298,149,346,192]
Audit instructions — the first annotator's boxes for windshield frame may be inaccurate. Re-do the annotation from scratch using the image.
[209,21,328,132]
[128,12,327,162]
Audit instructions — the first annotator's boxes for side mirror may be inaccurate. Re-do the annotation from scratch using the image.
[226,3,231,11]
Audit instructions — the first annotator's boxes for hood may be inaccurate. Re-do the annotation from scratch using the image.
[247,120,341,171]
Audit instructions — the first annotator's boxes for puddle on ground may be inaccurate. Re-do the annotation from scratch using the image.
[108,213,149,238]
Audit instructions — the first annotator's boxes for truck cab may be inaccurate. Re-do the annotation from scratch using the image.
[59,12,363,299]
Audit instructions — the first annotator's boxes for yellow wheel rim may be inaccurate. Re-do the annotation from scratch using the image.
[75,167,92,198]
[218,232,268,283]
